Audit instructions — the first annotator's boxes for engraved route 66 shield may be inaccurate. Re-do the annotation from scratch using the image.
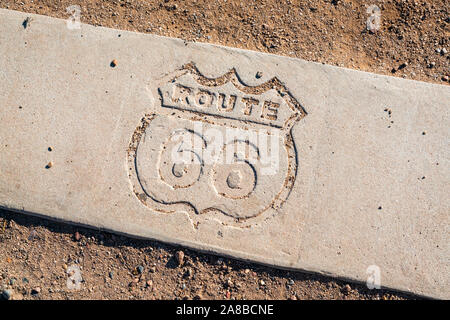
[127,63,307,227]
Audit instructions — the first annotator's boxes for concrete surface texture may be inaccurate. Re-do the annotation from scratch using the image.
[0,9,448,298]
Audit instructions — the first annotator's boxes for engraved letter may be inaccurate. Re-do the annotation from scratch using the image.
[195,89,215,108]
[217,93,237,112]
[261,101,279,121]
[241,97,259,116]
[171,85,192,106]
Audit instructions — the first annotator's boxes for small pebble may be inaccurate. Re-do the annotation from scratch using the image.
[194,293,203,300]
[441,48,447,54]
[398,62,408,70]
[108,271,114,279]
[259,279,266,286]
[1,289,12,300]
[45,161,53,169]
[110,59,118,67]
[343,284,352,294]
[137,265,144,274]
[175,250,185,266]
[74,231,81,241]
[255,71,263,79]
[31,287,41,295]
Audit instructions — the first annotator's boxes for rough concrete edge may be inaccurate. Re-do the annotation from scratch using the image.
[0,8,449,91]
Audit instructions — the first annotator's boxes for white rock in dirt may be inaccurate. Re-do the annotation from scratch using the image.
[0,9,449,299]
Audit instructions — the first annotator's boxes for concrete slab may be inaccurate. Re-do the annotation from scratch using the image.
[0,9,448,298]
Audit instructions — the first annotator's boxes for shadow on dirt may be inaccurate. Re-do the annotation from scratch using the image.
[0,208,423,300]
